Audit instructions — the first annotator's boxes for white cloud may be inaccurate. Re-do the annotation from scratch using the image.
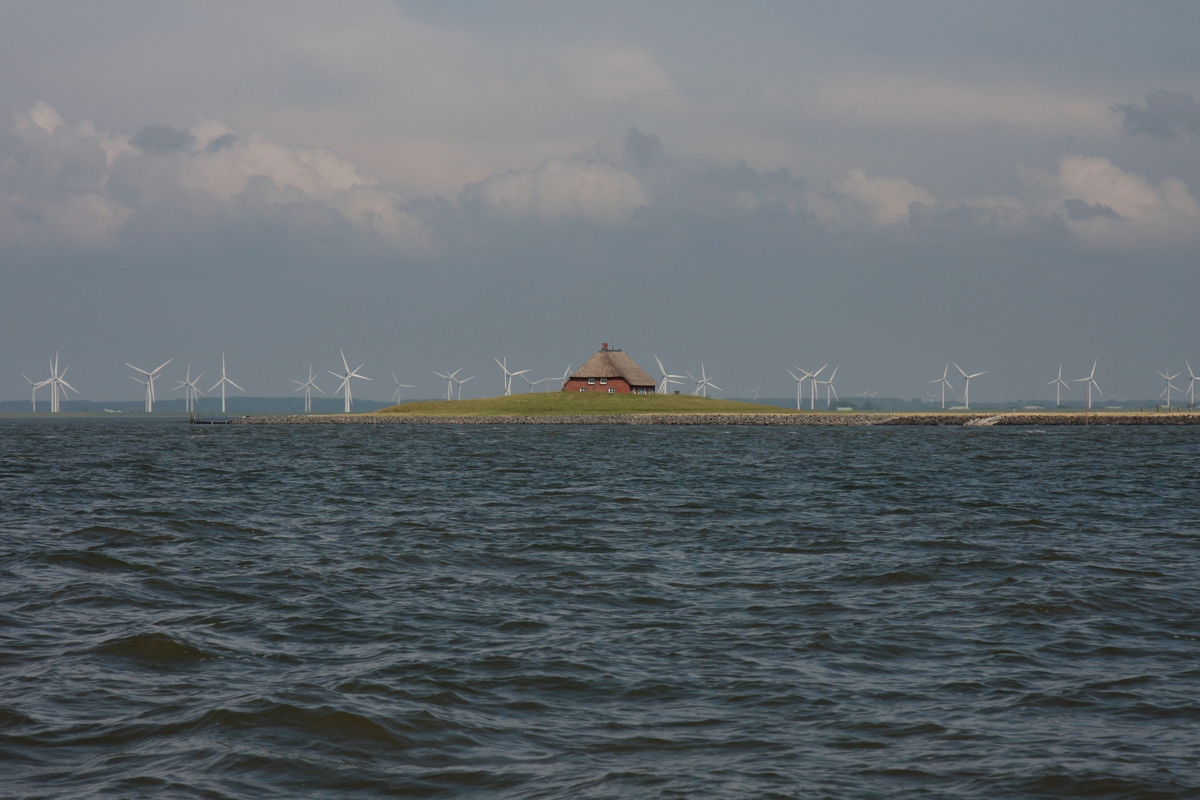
[1022,155,1200,248]
[815,75,1113,136]
[557,44,674,103]
[463,157,651,224]
[0,103,429,252]
[808,168,935,228]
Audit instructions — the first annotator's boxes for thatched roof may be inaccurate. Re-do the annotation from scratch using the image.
[571,348,656,387]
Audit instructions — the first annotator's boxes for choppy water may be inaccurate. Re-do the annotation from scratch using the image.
[2,419,1199,799]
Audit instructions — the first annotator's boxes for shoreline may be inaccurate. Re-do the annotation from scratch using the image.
[228,412,1200,426]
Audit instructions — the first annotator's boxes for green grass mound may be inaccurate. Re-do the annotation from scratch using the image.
[374,392,799,417]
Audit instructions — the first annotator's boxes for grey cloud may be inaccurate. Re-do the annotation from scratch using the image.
[205,132,238,153]
[1113,91,1200,140]
[623,127,665,168]
[1062,198,1120,221]
[131,124,196,154]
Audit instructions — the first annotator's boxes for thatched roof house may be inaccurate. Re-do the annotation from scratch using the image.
[564,343,657,394]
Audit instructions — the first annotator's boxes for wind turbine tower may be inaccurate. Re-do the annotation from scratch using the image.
[127,359,173,413]
[1047,365,1069,407]
[434,369,462,401]
[208,353,245,414]
[1186,361,1200,408]
[930,365,954,410]
[390,372,415,405]
[174,365,205,413]
[292,365,324,413]
[953,363,986,409]
[328,350,371,413]
[1158,367,1181,408]
[1074,360,1101,409]
[654,355,686,395]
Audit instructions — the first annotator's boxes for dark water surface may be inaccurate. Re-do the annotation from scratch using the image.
[2,419,1199,798]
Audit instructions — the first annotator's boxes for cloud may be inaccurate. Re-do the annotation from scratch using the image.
[0,103,429,253]
[1113,91,1200,141]
[130,124,196,154]
[623,127,665,168]
[1021,154,1200,248]
[557,44,673,103]
[461,156,650,224]
[807,169,935,228]
[815,75,1111,135]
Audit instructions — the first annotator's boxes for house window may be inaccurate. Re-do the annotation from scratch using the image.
[579,387,587,392]
[588,378,595,385]
[608,388,616,393]
[600,378,608,384]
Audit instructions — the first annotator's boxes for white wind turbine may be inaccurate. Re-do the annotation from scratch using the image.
[1074,360,1101,409]
[688,363,721,398]
[292,365,324,413]
[953,363,986,409]
[21,373,45,412]
[929,364,954,410]
[751,385,761,401]
[127,359,173,413]
[787,368,811,410]
[452,373,474,400]
[1186,361,1200,407]
[654,355,686,395]
[208,353,244,414]
[1157,367,1181,408]
[40,352,78,413]
[557,364,572,391]
[818,365,839,408]
[1046,365,1069,407]
[173,365,205,413]
[328,350,371,413]
[390,372,414,404]
[803,364,827,410]
[434,369,462,401]
[494,357,530,396]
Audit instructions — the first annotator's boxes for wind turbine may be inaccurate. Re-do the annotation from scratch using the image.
[929,364,954,410]
[292,365,324,413]
[751,385,761,401]
[557,364,572,391]
[434,369,461,401]
[1074,360,1101,409]
[328,350,371,413]
[493,357,530,396]
[803,364,827,410]
[40,352,78,413]
[1157,367,1181,408]
[953,363,985,409]
[688,363,721,398]
[126,359,173,413]
[1186,361,1200,407]
[527,376,551,392]
[787,368,811,410]
[207,353,244,414]
[452,373,474,400]
[173,365,205,413]
[654,355,686,395]
[21,374,45,412]
[1046,365,1069,407]
[818,365,839,408]
[390,372,414,404]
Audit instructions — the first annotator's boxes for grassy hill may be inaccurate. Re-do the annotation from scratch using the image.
[374,392,801,417]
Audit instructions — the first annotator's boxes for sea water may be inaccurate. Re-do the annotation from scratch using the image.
[2,419,1198,798]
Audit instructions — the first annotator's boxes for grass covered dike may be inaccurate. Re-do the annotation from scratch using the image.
[374,393,796,417]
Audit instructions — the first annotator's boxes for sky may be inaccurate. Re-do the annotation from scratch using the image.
[3,1,1200,405]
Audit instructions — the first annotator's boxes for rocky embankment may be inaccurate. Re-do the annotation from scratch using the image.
[228,412,1200,426]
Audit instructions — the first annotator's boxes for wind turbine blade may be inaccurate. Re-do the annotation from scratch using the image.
[153,359,173,376]
[228,380,244,391]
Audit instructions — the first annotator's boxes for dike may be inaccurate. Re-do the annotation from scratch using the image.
[228,412,1200,426]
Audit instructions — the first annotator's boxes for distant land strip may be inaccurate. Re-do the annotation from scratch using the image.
[229,412,1200,426]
